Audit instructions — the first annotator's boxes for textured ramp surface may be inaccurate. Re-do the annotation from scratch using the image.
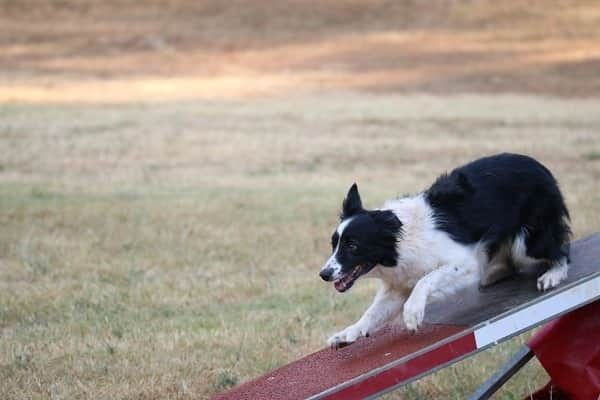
[212,324,465,400]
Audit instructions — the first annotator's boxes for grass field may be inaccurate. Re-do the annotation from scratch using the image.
[2,95,600,399]
[1,1,600,399]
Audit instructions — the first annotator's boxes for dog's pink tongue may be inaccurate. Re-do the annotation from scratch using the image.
[334,279,347,292]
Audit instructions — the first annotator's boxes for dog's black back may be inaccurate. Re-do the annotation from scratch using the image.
[426,153,571,263]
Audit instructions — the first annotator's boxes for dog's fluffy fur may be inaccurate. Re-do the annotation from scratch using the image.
[319,153,571,346]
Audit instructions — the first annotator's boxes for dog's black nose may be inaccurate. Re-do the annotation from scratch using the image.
[320,268,333,281]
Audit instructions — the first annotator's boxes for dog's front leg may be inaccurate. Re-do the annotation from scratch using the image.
[328,283,406,347]
[403,263,478,331]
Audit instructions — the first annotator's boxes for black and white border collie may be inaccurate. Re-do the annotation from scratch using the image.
[319,153,571,346]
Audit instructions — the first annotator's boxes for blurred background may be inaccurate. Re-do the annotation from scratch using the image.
[1,1,599,399]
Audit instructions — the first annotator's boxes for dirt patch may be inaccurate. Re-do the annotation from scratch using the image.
[1,0,600,101]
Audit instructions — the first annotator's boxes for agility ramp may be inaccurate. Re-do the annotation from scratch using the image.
[213,233,600,400]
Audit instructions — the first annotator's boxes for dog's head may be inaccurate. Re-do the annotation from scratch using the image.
[319,183,402,292]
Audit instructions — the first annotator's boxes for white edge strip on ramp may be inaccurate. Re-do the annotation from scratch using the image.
[474,273,600,348]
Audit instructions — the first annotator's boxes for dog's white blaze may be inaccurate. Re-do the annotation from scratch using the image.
[321,218,353,280]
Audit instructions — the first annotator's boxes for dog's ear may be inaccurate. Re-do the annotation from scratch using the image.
[371,210,402,266]
[342,183,363,218]
[371,210,402,237]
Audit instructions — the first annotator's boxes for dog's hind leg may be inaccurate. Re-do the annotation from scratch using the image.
[537,257,569,291]
[479,240,515,288]
[479,260,514,288]
[512,229,570,291]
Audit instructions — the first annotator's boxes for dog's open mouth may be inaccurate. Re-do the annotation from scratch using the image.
[334,264,371,293]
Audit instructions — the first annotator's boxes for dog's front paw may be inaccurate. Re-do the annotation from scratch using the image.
[403,298,425,331]
[537,268,567,291]
[327,324,368,348]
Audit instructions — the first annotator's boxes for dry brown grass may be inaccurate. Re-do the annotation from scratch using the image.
[1,94,599,399]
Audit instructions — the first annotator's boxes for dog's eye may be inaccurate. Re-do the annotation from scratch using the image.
[347,242,358,252]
